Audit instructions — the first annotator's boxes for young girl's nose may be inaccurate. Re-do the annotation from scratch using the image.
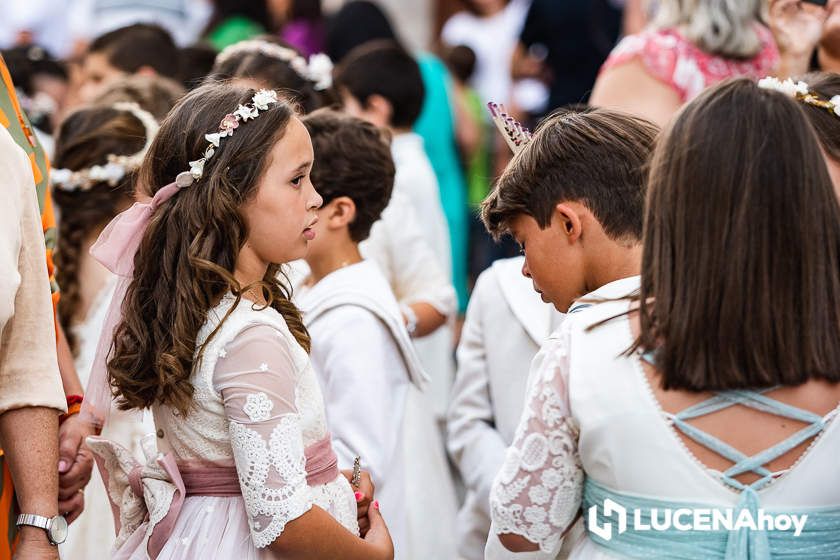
[309,186,323,210]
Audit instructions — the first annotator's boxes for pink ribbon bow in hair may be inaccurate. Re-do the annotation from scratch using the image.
[79,181,184,429]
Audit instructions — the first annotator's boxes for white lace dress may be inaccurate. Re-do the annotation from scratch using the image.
[486,280,840,559]
[93,294,358,559]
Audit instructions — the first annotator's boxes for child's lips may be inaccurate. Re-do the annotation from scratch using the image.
[303,217,318,239]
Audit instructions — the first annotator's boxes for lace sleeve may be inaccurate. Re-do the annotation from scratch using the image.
[212,324,312,548]
[488,319,584,555]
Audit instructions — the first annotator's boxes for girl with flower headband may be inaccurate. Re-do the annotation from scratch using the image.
[81,83,394,559]
[212,37,458,393]
[761,72,840,195]
[210,38,334,113]
[51,101,159,558]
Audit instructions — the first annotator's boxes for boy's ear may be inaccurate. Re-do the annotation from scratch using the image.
[365,94,393,128]
[553,202,583,243]
[327,196,357,229]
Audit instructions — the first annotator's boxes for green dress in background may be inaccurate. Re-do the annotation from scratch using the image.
[463,87,491,209]
[206,15,266,51]
[414,54,469,312]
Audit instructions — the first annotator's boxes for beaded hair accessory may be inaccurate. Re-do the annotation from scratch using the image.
[175,89,279,188]
[51,102,159,192]
[487,101,532,154]
[215,39,334,91]
[758,76,840,117]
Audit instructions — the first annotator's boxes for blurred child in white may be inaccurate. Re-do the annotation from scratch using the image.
[296,108,458,559]
[334,40,457,422]
[446,256,563,560]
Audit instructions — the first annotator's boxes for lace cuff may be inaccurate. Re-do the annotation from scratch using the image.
[489,320,584,555]
[214,324,314,548]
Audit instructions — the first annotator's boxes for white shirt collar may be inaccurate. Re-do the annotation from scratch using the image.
[567,275,641,314]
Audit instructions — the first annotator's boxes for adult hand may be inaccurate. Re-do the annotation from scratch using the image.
[341,468,375,536]
[13,528,58,559]
[57,415,95,523]
[362,501,394,560]
[769,0,827,69]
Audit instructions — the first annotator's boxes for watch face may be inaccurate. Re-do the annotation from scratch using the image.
[49,515,68,544]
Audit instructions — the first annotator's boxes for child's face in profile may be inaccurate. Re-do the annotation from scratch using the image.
[339,88,389,129]
[510,211,585,313]
[239,117,323,266]
[78,52,127,104]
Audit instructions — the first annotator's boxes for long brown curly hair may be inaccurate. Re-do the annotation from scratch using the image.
[52,106,146,354]
[108,83,311,415]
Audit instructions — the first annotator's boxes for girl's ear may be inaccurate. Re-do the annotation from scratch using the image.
[327,196,357,229]
[553,202,583,243]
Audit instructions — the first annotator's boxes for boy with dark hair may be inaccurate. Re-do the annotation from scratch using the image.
[479,106,658,557]
[334,39,425,130]
[296,109,458,560]
[482,106,654,313]
[334,40,458,427]
[78,23,179,104]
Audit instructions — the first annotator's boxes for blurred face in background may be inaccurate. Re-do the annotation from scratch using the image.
[77,51,127,104]
[339,87,390,129]
[267,0,291,26]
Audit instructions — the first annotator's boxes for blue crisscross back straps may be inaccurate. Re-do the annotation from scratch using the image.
[581,352,840,558]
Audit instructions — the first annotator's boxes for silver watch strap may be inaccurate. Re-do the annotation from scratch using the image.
[16,513,51,530]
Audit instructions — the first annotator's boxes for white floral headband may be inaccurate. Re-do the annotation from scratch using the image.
[758,76,840,117]
[175,89,279,188]
[51,102,160,192]
[216,39,334,92]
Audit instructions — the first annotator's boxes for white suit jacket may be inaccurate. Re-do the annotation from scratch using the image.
[447,257,563,560]
[296,261,458,560]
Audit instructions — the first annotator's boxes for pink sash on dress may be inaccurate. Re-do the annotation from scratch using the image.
[88,432,344,559]
[305,434,340,486]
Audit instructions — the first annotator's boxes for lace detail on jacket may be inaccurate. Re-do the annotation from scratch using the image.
[489,319,584,555]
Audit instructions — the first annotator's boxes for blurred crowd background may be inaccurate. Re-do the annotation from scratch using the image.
[0,0,640,316]
[4,1,835,316]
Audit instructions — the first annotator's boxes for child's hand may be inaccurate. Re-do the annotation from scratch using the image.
[363,501,394,560]
[341,468,376,536]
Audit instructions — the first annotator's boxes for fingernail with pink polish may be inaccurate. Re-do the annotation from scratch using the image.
[372,500,380,510]
[354,492,364,502]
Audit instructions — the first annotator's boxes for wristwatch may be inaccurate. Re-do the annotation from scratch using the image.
[16,513,68,545]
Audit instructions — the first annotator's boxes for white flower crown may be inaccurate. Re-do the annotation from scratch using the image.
[51,102,160,192]
[216,39,334,91]
[175,89,279,188]
[758,76,840,117]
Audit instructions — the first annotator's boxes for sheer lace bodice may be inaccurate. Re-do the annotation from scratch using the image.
[152,294,357,548]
